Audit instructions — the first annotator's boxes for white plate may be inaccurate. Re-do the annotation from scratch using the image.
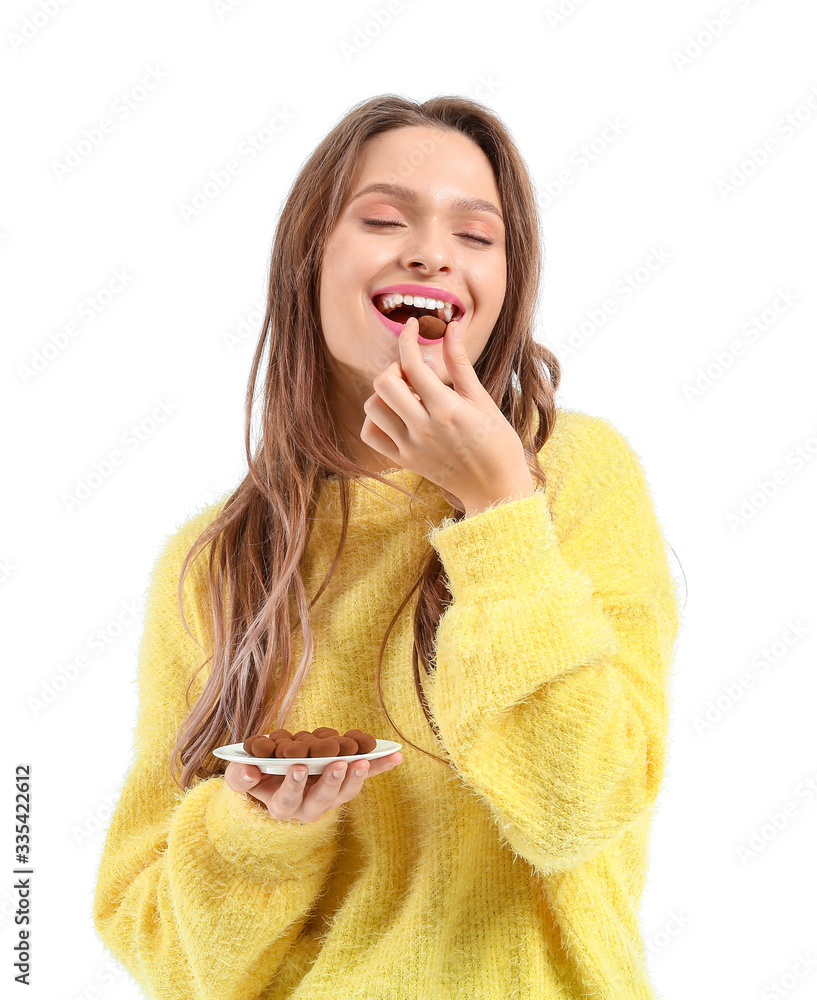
[212,739,402,776]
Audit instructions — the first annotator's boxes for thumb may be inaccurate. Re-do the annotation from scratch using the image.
[444,321,479,391]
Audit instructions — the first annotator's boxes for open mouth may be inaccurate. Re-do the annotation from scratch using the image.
[371,293,463,326]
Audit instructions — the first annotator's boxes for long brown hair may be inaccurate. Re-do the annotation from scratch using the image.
[169,94,561,790]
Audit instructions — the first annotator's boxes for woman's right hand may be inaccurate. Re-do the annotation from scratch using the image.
[224,752,404,823]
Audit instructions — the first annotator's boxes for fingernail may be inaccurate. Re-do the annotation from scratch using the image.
[241,770,253,781]
[293,769,306,781]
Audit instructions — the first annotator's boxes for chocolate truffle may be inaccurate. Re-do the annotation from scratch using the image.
[417,315,447,340]
[344,729,377,753]
[336,736,359,756]
[309,737,341,758]
[242,724,378,760]
[249,735,276,758]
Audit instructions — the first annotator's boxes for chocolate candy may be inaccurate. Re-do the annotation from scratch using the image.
[417,315,447,340]
[248,736,276,758]
[344,729,377,753]
[243,725,378,759]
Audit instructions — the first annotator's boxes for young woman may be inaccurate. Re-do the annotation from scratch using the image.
[93,94,682,1000]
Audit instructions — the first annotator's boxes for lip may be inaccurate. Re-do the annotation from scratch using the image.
[369,283,467,344]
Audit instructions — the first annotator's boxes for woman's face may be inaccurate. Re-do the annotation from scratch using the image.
[319,125,507,450]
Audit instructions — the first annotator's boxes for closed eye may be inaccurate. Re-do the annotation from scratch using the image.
[362,219,494,246]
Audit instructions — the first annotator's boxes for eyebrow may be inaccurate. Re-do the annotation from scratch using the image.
[349,182,504,223]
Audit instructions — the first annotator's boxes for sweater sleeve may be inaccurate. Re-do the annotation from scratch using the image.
[423,416,681,877]
[92,516,344,1000]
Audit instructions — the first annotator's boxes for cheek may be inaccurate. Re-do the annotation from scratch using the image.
[322,240,346,287]
[490,266,508,316]
[321,248,358,324]
[327,253,370,304]
[471,256,506,299]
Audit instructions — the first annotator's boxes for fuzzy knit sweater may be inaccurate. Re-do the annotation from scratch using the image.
[92,407,682,1000]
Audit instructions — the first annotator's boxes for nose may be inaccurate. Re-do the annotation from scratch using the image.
[403,254,452,277]
[400,226,453,275]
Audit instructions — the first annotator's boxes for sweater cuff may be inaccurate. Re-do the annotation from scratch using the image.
[203,777,341,882]
[427,487,561,602]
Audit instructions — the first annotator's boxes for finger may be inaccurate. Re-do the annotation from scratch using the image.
[361,751,403,777]
[360,411,400,462]
[268,765,309,819]
[442,320,482,398]
[368,364,431,437]
[363,391,410,447]
[226,762,261,794]
[300,761,355,819]
[396,316,450,406]
[239,766,259,786]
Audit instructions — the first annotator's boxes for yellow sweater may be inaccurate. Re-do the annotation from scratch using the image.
[92,407,682,1000]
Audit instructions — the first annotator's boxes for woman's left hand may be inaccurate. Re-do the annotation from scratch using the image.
[360,316,533,509]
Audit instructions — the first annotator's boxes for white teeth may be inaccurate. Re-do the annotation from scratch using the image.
[377,292,457,323]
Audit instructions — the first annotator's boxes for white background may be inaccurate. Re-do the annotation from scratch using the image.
[2,0,816,997]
